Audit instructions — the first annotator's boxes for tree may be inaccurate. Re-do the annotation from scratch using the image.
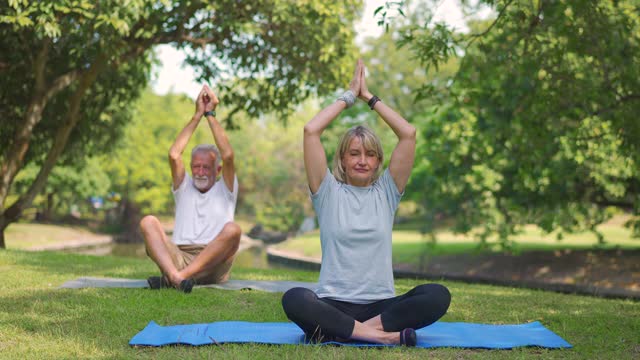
[399,0,640,244]
[12,159,111,221]
[364,1,459,119]
[0,0,360,248]
[99,90,195,239]
[354,15,459,176]
[232,103,315,232]
[104,91,315,236]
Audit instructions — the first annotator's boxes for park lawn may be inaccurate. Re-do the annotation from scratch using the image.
[276,217,640,264]
[0,250,638,359]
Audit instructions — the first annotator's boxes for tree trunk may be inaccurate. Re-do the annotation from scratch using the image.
[0,40,82,250]
[0,72,76,203]
[0,217,6,249]
[115,169,143,243]
[0,57,104,249]
[114,199,143,243]
[44,192,54,221]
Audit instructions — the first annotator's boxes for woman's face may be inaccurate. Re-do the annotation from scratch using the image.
[342,136,380,187]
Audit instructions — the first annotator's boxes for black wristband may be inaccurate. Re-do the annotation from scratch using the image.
[367,95,381,110]
[204,110,216,117]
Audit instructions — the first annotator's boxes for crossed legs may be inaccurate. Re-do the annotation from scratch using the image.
[140,215,241,287]
[281,284,451,345]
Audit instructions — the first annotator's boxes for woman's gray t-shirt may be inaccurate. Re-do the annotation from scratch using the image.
[311,168,402,304]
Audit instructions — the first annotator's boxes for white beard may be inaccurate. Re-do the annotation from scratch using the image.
[193,176,211,191]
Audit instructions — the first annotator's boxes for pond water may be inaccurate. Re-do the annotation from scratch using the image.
[63,242,272,269]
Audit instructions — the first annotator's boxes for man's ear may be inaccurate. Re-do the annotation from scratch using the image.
[217,165,223,174]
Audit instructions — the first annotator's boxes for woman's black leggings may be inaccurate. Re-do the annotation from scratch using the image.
[281,283,451,341]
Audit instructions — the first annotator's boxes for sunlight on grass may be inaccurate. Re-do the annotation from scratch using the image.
[275,215,640,264]
[5,223,101,249]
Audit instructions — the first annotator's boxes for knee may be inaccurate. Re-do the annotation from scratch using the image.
[139,215,159,231]
[432,284,451,313]
[416,283,451,312]
[282,287,306,310]
[282,287,315,318]
[220,222,241,253]
[140,216,162,243]
[223,222,242,243]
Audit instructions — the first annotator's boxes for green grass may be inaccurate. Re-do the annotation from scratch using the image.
[276,217,640,264]
[0,250,638,359]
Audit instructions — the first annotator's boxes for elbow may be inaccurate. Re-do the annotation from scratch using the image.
[303,124,313,136]
[168,148,181,161]
[221,149,234,163]
[303,123,319,137]
[405,124,417,140]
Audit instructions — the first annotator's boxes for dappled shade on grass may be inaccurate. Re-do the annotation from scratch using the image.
[0,250,638,359]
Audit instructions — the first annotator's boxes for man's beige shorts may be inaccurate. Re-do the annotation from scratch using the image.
[154,240,234,285]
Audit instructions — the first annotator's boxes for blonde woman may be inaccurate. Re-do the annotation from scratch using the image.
[281,60,450,346]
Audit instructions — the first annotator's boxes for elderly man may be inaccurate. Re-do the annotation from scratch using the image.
[140,84,241,293]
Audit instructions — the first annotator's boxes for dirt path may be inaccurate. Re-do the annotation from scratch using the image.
[27,234,113,251]
[396,248,640,298]
[267,246,640,299]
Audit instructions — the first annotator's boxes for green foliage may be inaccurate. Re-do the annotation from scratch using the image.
[12,158,111,216]
[1,38,149,170]
[319,11,461,193]
[0,0,359,247]
[232,103,315,232]
[105,92,315,233]
[178,0,361,122]
[399,0,640,244]
[103,90,196,215]
[256,201,306,233]
[361,21,458,120]
[1,0,360,158]
[374,0,406,32]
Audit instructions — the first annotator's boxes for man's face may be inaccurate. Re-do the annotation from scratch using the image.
[190,151,217,192]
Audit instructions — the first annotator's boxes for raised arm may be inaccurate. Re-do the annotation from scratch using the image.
[359,63,416,193]
[202,85,235,192]
[168,88,207,190]
[304,60,362,193]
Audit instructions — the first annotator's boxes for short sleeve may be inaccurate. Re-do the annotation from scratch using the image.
[310,168,334,210]
[378,168,403,211]
[220,175,239,202]
[172,173,190,200]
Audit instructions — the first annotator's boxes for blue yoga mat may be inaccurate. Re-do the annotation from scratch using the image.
[129,320,572,349]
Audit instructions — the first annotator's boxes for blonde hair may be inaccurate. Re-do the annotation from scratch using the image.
[332,125,384,183]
